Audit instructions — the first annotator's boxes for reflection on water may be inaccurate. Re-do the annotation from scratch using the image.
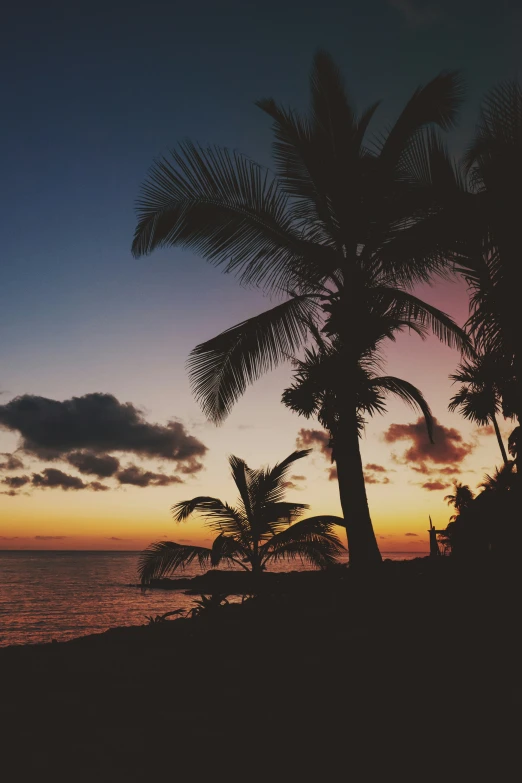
[0,550,426,647]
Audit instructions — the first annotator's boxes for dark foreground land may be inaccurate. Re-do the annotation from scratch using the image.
[1,558,521,781]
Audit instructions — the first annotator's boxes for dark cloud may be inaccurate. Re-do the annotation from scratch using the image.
[1,490,20,497]
[387,0,441,28]
[420,481,450,491]
[0,535,22,539]
[116,465,184,488]
[296,428,331,457]
[67,451,120,478]
[291,475,306,481]
[365,463,387,472]
[0,393,207,467]
[34,535,67,540]
[404,533,418,537]
[107,536,126,540]
[32,469,87,491]
[2,475,31,489]
[0,453,24,471]
[384,417,474,472]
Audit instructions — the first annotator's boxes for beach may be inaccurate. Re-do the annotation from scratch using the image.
[1,558,519,779]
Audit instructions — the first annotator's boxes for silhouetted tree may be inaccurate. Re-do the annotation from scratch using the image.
[133,52,471,566]
[449,352,509,464]
[138,449,345,584]
[444,480,475,521]
[457,81,522,476]
[282,332,434,555]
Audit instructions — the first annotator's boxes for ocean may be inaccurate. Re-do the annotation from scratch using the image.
[0,550,428,647]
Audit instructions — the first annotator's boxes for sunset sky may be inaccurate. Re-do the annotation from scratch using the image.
[1,0,520,553]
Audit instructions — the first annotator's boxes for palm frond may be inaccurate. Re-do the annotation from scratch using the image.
[251,449,312,511]
[171,496,249,540]
[366,376,434,442]
[132,141,330,293]
[139,541,211,584]
[210,534,250,569]
[375,287,473,356]
[376,71,464,167]
[187,296,318,422]
[261,515,345,569]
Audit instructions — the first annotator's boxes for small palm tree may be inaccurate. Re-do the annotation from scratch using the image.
[449,352,509,464]
[444,480,475,521]
[138,449,345,584]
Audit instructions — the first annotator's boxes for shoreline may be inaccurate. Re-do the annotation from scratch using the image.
[1,559,519,778]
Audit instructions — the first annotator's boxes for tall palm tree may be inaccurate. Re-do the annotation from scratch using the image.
[138,449,345,584]
[282,331,433,560]
[448,352,509,464]
[457,81,522,477]
[132,51,471,566]
[444,480,475,521]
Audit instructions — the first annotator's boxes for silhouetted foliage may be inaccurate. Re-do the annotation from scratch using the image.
[133,51,471,567]
[138,449,345,584]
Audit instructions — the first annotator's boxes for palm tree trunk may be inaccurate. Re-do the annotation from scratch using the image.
[492,414,509,465]
[333,412,382,568]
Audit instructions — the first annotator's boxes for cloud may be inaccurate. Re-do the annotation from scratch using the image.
[364,473,391,485]
[2,475,31,489]
[420,481,450,491]
[0,453,24,471]
[1,490,20,497]
[31,469,87,490]
[476,424,495,437]
[34,535,67,540]
[89,481,110,492]
[328,466,338,481]
[0,393,208,468]
[282,480,300,491]
[107,536,126,540]
[365,463,387,472]
[384,417,474,472]
[291,475,306,482]
[404,533,418,537]
[387,0,441,28]
[296,428,331,457]
[0,535,22,539]
[116,465,183,488]
[67,451,120,478]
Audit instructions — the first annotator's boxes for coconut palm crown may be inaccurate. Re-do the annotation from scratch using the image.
[138,449,345,584]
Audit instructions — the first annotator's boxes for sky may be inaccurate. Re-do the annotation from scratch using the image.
[1,0,520,553]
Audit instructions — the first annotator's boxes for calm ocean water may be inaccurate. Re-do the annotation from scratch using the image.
[0,550,427,647]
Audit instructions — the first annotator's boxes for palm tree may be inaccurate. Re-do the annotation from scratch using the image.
[444,480,475,521]
[457,81,522,476]
[138,449,345,584]
[282,331,434,559]
[132,51,471,566]
[448,352,509,464]
[478,461,516,494]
